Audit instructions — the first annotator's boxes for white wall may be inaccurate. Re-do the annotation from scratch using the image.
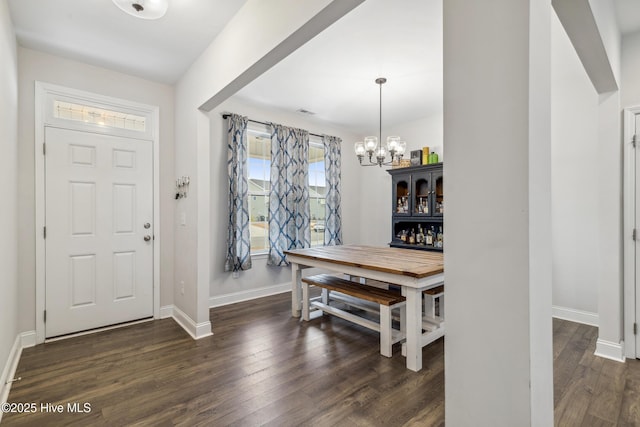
[590,0,623,360]
[391,114,444,161]
[16,47,175,332]
[551,12,600,320]
[621,32,640,108]
[0,0,19,400]
[357,114,444,247]
[207,97,360,303]
[589,0,621,83]
[553,0,624,361]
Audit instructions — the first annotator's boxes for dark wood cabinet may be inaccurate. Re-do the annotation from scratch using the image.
[387,163,443,251]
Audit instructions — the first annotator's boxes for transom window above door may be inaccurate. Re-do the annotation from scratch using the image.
[53,100,146,132]
[43,86,155,140]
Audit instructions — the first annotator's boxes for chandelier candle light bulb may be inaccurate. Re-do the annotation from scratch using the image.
[364,136,378,152]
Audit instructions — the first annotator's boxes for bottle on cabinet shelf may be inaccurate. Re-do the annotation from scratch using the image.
[426,228,433,246]
[416,225,425,245]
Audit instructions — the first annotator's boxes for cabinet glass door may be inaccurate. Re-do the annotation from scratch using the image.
[413,175,431,216]
[392,175,410,215]
[433,171,443,216]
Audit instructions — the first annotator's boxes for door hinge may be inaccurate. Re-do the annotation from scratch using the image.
[634,323,637,335]
[43,226,46,239]
[44,310,46,323]
[43,143,46,155]
[633,229,637,241]
[633,135,637,148]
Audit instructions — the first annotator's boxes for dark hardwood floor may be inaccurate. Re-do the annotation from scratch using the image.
[2,293,640,426]
[553,319,640,426]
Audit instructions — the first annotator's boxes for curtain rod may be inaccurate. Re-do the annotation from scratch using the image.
[222,113,324,139]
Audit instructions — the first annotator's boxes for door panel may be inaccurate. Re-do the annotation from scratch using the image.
[45,127,153,338]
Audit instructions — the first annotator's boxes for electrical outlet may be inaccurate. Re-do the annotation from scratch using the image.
[180,280,185,295]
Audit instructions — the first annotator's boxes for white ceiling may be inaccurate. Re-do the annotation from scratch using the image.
[6,0,639,135]
[7,0,248,84]
[233,0,443,135]
[7,0,441,136]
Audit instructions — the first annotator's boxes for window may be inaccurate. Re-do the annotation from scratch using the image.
[247,128,271,254]
[53,100,146,132]
[247,127,325,254]
[308,141,326,247]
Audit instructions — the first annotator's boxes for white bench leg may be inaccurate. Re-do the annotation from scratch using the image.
[380,304,392,357]
[399,303,406,342]
[302,282,310,321]
[439,294,444,320]
[321,288,329,305]
[291,264,302,317]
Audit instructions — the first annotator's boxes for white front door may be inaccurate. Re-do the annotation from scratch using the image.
[45,127,153,338]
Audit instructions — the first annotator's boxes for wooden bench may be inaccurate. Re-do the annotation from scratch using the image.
[301,274,406,357]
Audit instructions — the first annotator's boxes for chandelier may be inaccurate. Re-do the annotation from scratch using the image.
[354,77,406,167]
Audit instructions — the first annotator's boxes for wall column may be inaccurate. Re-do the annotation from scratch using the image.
[443,0,553,425]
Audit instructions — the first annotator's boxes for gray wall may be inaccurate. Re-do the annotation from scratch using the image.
[0,0,19,400]
[551,11,600,321]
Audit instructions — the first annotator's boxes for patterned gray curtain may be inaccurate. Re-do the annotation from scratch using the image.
[267,124,310,266]
[224,114,252,272]
[323,135,342,246]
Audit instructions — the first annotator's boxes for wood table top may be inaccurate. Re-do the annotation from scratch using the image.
[284,245,444,278]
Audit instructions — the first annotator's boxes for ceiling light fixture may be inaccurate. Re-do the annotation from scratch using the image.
[354,78,406,167]
[112,0,169,20]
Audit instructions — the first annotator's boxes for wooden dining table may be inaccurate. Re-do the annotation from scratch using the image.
[284,245,444,372]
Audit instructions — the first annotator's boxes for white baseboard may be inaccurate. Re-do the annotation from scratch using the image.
[552,306,599,327]
[159,305,173,319]
[170,305,212,340]
[209,282,291,308]
[0,334,24,422]
[595,338,625,362]
[20,331,36,349]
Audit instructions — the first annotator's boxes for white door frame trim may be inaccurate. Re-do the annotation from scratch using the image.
[34,82,161,344]
[623,106,639,359]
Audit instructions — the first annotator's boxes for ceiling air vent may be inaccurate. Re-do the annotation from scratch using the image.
[296,108,316,116]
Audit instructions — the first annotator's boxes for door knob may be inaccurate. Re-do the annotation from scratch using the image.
[144,223,151,229]
[144,235,151,242]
